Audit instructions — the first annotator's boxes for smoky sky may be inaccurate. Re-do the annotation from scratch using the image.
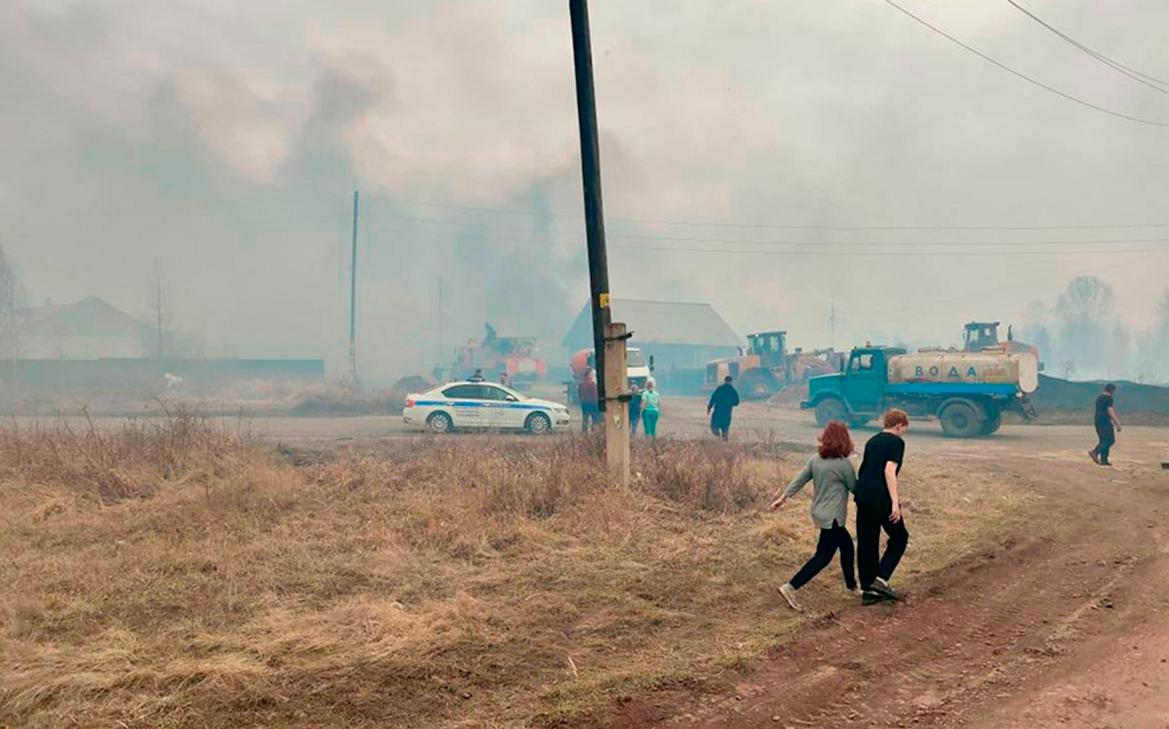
[2,0,1168,380]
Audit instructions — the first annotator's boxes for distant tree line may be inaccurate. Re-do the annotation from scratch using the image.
[1021,276,1169,383]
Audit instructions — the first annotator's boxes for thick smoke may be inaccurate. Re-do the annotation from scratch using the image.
[2,1,1168,380]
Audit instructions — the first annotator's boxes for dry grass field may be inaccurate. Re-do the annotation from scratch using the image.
[0,415,1040,729]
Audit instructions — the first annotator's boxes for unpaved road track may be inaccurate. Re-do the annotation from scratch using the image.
[583,422,1169,729]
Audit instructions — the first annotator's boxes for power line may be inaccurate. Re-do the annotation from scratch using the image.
[612,243,1168,257]
[1004,0,1169,94]
[361,195,1169,232]
[883,0,1169,127]
[358,221,1169,249]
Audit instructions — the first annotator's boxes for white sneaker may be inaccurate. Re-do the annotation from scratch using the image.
[779,583,803,612]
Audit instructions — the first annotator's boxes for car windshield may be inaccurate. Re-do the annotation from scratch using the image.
[627,350,646,367]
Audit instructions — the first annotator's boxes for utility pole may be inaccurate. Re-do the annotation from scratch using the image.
[570,0,628,485]
[154,260,164,359]
[348,190,359,383]
[438,275,445,375]
[829,303,838,349]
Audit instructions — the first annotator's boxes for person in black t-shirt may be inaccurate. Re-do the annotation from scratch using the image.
[855,409,910,605]
[1088,383,1121,466]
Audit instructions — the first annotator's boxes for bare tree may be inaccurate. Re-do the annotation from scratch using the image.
[0,246,24,359]
[1020,299,1052,364]
[1054,276,1116,378]
[1136,288,1169,383]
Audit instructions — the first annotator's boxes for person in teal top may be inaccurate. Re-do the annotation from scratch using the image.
[640,379,661,437]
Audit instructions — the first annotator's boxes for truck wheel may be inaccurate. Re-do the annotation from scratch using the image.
[979,411,1002,435]
[740,371,776,400]
[815,397,847,426]
[939,401,984,438]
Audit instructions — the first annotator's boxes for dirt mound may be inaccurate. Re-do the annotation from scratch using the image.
[1034,375,1169,414]
[767,384,805,407]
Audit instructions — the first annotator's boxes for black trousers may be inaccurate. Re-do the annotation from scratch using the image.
[711,415,731,440]
[790,521,856,590]
[856,504,909,590]
[1093,420,1115,464]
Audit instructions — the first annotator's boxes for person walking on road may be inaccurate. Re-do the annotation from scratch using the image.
[770,421,859,611]
[1089,383,1121,466]
[629,384,643,436]
[707,375,740,440]
[468,368,485,383]
[499,371,510,388]
[640,379,661,438]
[855,409,910,606]
[578,370,599,433]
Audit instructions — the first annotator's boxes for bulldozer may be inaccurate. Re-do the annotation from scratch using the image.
[705,331,843,400]
[963,321,1043,369]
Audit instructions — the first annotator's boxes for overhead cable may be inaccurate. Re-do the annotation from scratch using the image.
[883,0,1169,127]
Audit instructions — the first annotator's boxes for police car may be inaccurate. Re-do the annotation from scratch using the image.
[402,381,572,434]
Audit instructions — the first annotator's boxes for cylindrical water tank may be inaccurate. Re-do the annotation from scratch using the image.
[888,351,1039,394]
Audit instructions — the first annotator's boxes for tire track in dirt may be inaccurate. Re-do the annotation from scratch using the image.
[573,456,1169,729]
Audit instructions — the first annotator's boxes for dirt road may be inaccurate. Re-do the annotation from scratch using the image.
[579,413,1169,729]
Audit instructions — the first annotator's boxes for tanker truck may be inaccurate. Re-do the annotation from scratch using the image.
[800,346,1039,437]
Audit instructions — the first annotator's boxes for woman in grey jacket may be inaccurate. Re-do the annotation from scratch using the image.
[769,421,858,611]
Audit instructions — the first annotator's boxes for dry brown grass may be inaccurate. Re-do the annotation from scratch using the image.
[0,422,1041,729]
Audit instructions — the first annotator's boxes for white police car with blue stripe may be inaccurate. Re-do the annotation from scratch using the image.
[403,381,572,434]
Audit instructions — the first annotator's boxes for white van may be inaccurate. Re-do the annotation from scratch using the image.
[627,347,652,389]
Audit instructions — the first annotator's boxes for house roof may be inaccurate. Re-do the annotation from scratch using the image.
[21,296,153,337]
[563,298,742,348]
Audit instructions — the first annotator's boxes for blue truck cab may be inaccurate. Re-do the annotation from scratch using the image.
[801,346,1036,437]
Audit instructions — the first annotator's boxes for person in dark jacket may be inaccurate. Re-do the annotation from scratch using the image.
[468,368,485,382]
[578,370,599,433]
[707,376,741,440]
[1089,383,1121,466]
[628,384,643,436]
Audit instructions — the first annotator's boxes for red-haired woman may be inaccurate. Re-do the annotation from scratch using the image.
[770,420,858,611]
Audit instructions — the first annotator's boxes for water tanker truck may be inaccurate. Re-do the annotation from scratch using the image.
[801,346,1039,437]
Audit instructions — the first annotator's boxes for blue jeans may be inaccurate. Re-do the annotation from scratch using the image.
[581,403,599,432]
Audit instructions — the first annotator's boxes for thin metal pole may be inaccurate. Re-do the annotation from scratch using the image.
[569,0,612,411]
[154,260,163,359]
[348,190,359,381]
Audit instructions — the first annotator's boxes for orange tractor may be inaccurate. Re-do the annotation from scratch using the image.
[705,330,844,400]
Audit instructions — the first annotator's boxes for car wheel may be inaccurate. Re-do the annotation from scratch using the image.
[426,412,453,434]
[525,412,552,435]
[815,397,847,426]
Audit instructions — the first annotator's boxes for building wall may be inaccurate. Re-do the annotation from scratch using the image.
[632,343,740,370]
[21,333,149,360]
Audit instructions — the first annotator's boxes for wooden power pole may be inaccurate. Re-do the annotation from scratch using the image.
[569,0,629,485]
[348,190,359,383]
